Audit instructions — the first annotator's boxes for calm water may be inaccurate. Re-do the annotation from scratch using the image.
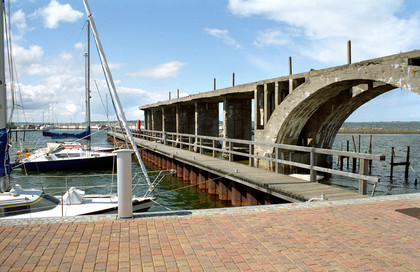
[326,133,420,196]
[9,129,229,212]
[9,124,420,212]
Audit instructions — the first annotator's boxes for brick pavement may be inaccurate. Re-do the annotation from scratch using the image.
[0,193,418,272]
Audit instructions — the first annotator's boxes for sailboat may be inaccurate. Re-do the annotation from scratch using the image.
[14,20,116,172]
[0,1,156,219]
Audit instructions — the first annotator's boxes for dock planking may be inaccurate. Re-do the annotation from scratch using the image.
[110,132,366,203]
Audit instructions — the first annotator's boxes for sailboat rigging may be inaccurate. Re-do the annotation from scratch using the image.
[0,0,157,219]
[14,19,117,172]
[83,0,154,195]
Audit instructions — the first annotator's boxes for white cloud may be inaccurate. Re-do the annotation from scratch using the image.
[74,42,84,50]
[254,29,291,47]
[32,0,83,29]
[228,0,420,63]
[11,9,27,34]
[127,61,186,79]
[204,28,242,49]
[65,104,77,114]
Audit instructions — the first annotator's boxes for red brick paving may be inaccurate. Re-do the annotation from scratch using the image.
[0,194,419,271]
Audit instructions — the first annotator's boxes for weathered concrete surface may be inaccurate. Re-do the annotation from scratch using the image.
[254,50,420,169]
[140,50,420,170]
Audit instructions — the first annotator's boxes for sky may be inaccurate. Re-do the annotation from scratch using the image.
[5,0,420,123]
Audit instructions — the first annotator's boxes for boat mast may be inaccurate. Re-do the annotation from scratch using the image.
[0,0,6,129]
[83,0,153,192]
[85,19,91,150]
[0,0,10,192]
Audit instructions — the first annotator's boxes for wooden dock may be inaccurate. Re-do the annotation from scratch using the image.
[109,131,366,203]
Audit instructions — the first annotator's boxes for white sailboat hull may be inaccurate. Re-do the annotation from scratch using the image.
[0,185,154,219]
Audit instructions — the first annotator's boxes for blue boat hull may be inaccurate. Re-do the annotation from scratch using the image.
[17,154,116,172]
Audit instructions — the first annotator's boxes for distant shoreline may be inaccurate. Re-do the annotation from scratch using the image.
[338,128,420,134]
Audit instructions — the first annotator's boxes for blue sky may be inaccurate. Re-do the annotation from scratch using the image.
[6,0,420,123]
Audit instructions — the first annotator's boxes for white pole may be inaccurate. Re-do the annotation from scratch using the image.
[114,149,133,219]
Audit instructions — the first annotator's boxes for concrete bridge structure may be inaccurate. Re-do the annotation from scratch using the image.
[140,50,420,170]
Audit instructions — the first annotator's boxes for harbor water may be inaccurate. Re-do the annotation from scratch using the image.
[9,129,230,212]
[9,124,420,212]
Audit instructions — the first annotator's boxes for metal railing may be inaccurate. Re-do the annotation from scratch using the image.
[123,128,385,195]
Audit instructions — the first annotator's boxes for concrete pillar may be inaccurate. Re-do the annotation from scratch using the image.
[265,83,275,123]
[223,97,252,140]
[255,85,265,130]
[264,84,268,125]
[144,110,152,130]
[279,81,289,102]
[163,107,176,133]
[195,102,219,137]
[151,109,162,131]
[176,105,195,135]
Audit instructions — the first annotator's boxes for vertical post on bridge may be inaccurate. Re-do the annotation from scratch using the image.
[347,40,352,64]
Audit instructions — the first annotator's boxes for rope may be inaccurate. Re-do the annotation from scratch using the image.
[163,175,224,193]
[151,199,172,211]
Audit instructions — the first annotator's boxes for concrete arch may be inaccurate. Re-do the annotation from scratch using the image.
[258,51,420,151]
[278,79,395,148]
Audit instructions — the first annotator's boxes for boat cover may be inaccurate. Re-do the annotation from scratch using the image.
[0,128,11,177]
[46,142,63,154]
[62,187,85,204]
[43,127,91,140]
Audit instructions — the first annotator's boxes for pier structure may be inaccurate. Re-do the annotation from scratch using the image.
[108,129,385,205]
[140,50,420,171]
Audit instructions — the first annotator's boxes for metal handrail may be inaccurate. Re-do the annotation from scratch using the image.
[115,127,385,194]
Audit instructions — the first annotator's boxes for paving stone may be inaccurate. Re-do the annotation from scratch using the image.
[0,194,418,271]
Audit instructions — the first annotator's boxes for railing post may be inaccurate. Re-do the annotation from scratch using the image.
[275,147,279,173]
[249,143,254,167]
[212,139,216,157]
[359,158,368,195]
[199,137,203,154]
[310,148,317,182]
[228,141,233,162]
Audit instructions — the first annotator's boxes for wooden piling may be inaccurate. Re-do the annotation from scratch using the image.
[390,146,410,181]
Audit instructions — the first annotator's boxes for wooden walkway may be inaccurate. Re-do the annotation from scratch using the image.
[109,132,366,203]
